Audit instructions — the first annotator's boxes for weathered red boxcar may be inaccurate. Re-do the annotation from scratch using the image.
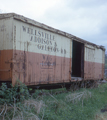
[0,13,105,86]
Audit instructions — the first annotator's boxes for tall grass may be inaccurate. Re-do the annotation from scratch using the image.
[0,82,107,120]
[42,83,107,120]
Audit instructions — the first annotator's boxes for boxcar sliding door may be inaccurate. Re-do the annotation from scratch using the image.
[84,45,95,80]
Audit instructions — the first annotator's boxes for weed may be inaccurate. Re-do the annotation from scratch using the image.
[0,99,45,120]
[0,82,107,120]
[65,90,92,104]
[0,80,30,104]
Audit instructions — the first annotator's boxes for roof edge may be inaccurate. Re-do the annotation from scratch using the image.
[0,13,105,51]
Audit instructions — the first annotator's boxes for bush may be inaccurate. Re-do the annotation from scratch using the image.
[0,81,30,105]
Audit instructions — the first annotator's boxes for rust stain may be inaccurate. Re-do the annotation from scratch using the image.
[11,50,70,86]
[0,50,13,81]
[0,49,105,86]
[84,61,104,80]
[0,13,105,86]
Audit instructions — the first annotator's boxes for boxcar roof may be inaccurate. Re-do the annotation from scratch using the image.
[0,13,105,51]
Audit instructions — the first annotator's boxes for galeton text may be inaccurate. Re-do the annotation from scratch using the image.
[22,26,66,54]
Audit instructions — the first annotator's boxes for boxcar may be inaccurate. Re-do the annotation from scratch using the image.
[0,13,105,86]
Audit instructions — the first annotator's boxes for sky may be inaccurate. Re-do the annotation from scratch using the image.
[0,0,107,51]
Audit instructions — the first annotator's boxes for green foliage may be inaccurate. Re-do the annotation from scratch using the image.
[41,83,107,120]
[0,82,107,120]
[32,90,41,99]
[0,81,30,105]
[17,81,30,101]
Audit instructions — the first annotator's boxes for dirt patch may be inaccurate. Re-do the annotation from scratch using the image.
[95,112,107,120]
[94,106,107,120]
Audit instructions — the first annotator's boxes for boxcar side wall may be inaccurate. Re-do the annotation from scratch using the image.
[0,18,13,81]
[84,44,105,80]
[0,14,105,86]
[12,19,72,86]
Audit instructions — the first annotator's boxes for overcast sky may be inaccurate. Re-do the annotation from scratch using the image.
[0,0,107,50]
